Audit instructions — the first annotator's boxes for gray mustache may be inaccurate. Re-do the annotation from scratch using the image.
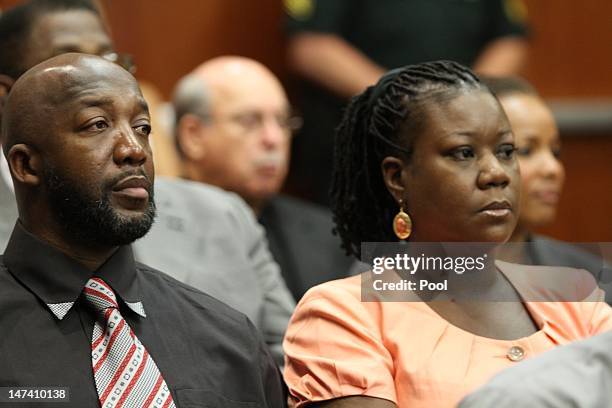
[253,153,286,167]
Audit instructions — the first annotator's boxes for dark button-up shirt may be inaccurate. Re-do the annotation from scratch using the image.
[0,223,285,407]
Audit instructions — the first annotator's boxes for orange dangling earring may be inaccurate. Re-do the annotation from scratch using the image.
[393,199,412,240]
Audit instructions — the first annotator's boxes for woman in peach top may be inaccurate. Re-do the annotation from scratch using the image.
[282,61,612,408]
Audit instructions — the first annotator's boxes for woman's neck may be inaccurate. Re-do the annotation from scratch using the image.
[496,225,531,264]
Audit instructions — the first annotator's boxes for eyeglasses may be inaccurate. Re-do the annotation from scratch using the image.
[205,111,303,135]
[102,52,136,74]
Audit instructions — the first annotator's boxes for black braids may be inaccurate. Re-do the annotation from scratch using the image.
[332,84,408,258]
[330,60,483,259]
[331,87,382,256]
[330,94,358,254]
[404,61,480,86]
[370,89,412,153]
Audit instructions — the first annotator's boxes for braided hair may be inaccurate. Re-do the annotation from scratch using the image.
[330,60,484,258]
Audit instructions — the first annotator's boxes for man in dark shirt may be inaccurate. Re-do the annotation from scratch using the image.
[0,53,285,407]
[0,0,294,365]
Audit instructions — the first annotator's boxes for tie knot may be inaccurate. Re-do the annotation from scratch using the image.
[83,277,119,312]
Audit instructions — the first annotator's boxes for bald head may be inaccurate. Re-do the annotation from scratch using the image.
[172,56,293,213]
[2,53,142,153]
[3,52,155,252]
[193,56,283,93]
[173,56,286,130]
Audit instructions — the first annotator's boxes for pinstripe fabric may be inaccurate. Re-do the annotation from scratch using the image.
[84,277,175,408]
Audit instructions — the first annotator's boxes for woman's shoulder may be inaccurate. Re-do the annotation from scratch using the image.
[299,274,364,304]
[292,272,436,341]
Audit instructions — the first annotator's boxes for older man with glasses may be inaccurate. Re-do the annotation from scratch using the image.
[173,56,353,301]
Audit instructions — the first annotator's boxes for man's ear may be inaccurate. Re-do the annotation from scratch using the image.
[381,156,408,203]
[176,113,207,161]
[0,73,14,97]
[7,144,42,186]
[0,74,14,120]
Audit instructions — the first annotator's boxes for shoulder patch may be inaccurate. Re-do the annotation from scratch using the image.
[284,0,314,21]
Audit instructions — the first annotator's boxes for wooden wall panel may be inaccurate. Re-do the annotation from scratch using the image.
[0,0,21,9]
[2,0,611,99]
[1,0,611,240]
[523,0,612,97]
[538,135,612,241]
[103,0,287,97]
[100,0,612,99]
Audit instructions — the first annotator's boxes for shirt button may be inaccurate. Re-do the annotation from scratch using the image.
[507,346,525,362]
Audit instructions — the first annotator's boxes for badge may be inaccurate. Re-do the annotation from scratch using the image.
[504,0,528,24]
[284,0,314,21]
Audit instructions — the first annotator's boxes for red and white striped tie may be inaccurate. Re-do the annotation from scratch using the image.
[84,277,176,408]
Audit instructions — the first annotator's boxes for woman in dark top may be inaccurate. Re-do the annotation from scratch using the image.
[483,76,605,275]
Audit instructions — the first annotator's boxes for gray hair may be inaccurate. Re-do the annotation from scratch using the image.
[171,74,211,156]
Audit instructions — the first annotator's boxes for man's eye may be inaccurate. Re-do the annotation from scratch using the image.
[497,144,517,160]
[450,147,475,160]
[87,120,108,131]
[134,124,152,136]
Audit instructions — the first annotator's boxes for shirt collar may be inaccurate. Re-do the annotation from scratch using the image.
[3,222,146,320]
